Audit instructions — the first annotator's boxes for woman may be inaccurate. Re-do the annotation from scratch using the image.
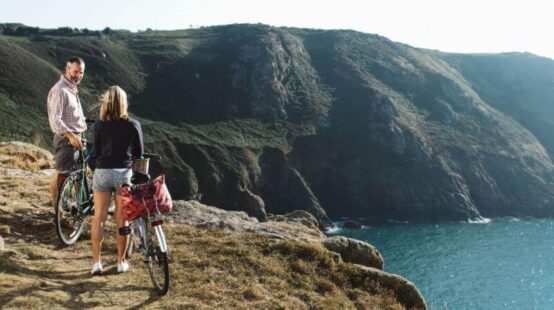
[90,85,143,275]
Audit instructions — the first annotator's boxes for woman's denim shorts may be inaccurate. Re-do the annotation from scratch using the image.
[92,168,132,195]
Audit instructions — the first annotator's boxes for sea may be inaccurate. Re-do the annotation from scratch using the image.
[326,217,554,309]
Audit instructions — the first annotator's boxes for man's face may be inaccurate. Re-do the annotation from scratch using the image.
[65,62,85,85]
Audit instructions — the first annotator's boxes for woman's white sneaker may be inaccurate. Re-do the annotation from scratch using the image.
[117,262,130,273]
[91,262,103,275]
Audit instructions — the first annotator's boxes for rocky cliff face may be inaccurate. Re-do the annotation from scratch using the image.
[2,24,554,224]
[146,141,333,229]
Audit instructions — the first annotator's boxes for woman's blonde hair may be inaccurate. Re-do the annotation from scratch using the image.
[100,85,129,121]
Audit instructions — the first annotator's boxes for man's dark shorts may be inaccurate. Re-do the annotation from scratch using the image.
[53,133,82,172]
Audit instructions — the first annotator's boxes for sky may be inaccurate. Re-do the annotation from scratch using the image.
[1,0,554,58]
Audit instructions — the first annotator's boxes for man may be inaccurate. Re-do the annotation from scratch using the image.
[47,57,87,205]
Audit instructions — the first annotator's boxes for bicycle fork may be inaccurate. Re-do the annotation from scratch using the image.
[154,225,168,253]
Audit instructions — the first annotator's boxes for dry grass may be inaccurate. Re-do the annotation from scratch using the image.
[0,217,404,309]
[154,225,401,309]
[0,142,53,172]
[0,143,407,309]
[0,213,404,309]
[0,180,405,309]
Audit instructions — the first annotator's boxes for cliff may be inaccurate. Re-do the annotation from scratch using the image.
[2,24,554,225]
[0,142,426,309]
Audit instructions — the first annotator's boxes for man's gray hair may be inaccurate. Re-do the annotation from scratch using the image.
[66,56,85,67]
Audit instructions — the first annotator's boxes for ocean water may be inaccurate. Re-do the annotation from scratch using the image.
[327,218,554,310]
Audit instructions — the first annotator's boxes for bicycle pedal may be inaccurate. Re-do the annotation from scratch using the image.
[118,226,131,235]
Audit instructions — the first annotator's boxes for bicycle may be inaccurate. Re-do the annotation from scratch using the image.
[54,118,133,245]
[54,119,96,245]
[54,127,170,294]
[120,153,170,295]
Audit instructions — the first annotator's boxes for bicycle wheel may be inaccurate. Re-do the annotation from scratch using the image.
[55,177,86,245]
[145,222,170,295]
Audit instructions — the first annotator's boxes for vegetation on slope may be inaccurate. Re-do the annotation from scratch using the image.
[2,23,554,223]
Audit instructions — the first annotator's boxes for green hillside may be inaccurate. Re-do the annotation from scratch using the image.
[2,24,554,226]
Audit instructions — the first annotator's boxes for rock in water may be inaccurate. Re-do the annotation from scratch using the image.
[344,219,362,229]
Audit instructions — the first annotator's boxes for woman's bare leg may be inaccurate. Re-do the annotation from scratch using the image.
[91,191,111,263]
[114,194,129,264]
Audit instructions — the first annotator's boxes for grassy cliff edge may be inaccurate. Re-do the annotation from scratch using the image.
[0,142,425,309]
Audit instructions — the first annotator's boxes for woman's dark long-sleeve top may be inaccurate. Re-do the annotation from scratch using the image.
[93,118,144,169]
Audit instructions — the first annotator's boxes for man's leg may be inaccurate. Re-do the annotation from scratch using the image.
[50,170,60,206]
[51,133,78,206]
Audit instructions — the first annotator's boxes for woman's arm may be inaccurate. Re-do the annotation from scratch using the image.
[90,121,101,167]
[131,120,144,158]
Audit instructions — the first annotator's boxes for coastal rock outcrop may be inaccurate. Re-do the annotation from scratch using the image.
[323,236,384,270]
[267,209,320,229]
[171,199,426,308]
[355,265,426,309]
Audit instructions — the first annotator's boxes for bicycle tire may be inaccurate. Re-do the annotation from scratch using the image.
[145,223,170,295]
[55,177,86,245]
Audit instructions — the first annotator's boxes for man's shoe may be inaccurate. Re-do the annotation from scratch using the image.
[91,261,103,275]
[117,261,130,273]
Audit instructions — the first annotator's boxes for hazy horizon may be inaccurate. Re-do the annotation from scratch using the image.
[1,0,553,59]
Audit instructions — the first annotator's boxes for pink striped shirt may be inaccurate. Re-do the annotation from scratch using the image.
[47,76,87,135]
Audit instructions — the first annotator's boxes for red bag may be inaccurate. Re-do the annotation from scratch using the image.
[120,174,173,221]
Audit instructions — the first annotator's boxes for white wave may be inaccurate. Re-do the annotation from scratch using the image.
[468,216,492,224]
[386,219,410,224]
[325,225,342,234]
[331,220,345,227]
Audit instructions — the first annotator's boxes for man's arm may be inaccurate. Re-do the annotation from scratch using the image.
[47,88,70,135]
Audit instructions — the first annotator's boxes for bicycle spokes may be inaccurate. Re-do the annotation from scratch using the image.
[55,178,87,245]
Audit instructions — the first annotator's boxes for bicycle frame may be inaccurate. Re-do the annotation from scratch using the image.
[61,147,94,217]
